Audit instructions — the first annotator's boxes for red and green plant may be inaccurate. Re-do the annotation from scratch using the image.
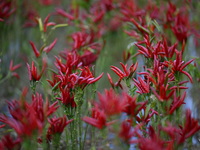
[0,0,200,149]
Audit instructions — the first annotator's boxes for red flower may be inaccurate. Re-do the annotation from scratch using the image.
[0,1,15,21]
[0,124,5,128]
[107,73,122,89]
[56,87,76,107]
[29,39,57,57]
[166,2,176,23]
[9,60,22,79]
[172,13,189,43]
[0,104,43,137]
[168,92,186,115]
[71,31,94,50]
[27,59,47,81]
[43,38,58,53]
[108,62,138,88]
[135,36,154,58]
[0,92,59,138]
[135,126,172,150]
[164,52,195,83]
[56,8,75,21]
[123,94,147,117]
[82,106,115,129]
[111,62,138,80]
[55,52,79,74]
[178,109,200,144]
[31,93,59,122]
[119,120,133,143]
[136,108,158,124]
[29,41,40,58]
[80,50,99,66]
[163,109,200,144]
[96,88,126,117]
[162,38,178,58]
[47,116,73,140]
[135,36,178,59]
[38,0,61,6]
[47,73,59,88]
[69,67,104,89]
[42,14,56,32]
[133,76,150,94]
[0,135,21,150]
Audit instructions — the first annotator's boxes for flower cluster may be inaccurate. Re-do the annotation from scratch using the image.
[0,0,200,150]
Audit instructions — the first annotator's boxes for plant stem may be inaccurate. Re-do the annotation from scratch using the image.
[82,123,89,150]
[0,72,10,85]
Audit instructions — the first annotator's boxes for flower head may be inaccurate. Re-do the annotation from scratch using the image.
[27,59,47,81]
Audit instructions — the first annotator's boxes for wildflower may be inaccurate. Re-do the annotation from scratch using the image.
[107,73,122,89]
[43,38,58,53]
[82,106,115,129]
[56,69,73,89]
[135,36,154,58]
[164,52,195,83]
[29,39,57,57]
[0,124,5,128]
[111,62,138,80]
[163,109,200,144]
[123,94,147,117]
[178,109,200,143]
[119,120,133,143]
[56,8,75,21]
[166,2,176,23]
[162,37,177,58]
[108,62,138,89]
[136,108,158,124]
[0,104,43,137]
[69,67,103,89]
[0,135,21,150]
[9,60,22,79]
[134,126,172,150]
[71,31,94,50]
[80,50,99,66]
[133,76,150,94]
[96,89,126,117]
[0,92,59,139]
[29,41,40,57]
[0,1,15,21]
[27,59,47,81]
[172,13,189,43]
[55,52,79,74]
[82,107,107,129]
[38,15,56,32]
[23,9,38,28]
[56,87,76,107]
[47,73,60,88]
[38,0,61,6]
[31,93,59,122]
[168,92,186,115]
[47,116,73,140]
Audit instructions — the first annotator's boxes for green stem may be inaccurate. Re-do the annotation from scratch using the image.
[82,123,89,150]
[0,72,11,85]
[72,108,77,150]
[91,126,96,148]
[77,105,82,150]
[52,134,61,149]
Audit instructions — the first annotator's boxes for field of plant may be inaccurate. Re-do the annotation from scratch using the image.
[1,0,200,149]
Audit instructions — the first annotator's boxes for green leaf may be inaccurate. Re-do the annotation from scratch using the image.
[37,18,44,32]
[52,24,68,30]
[52,81,61,91]
[145,104,151,118]
[152,20,162,32]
